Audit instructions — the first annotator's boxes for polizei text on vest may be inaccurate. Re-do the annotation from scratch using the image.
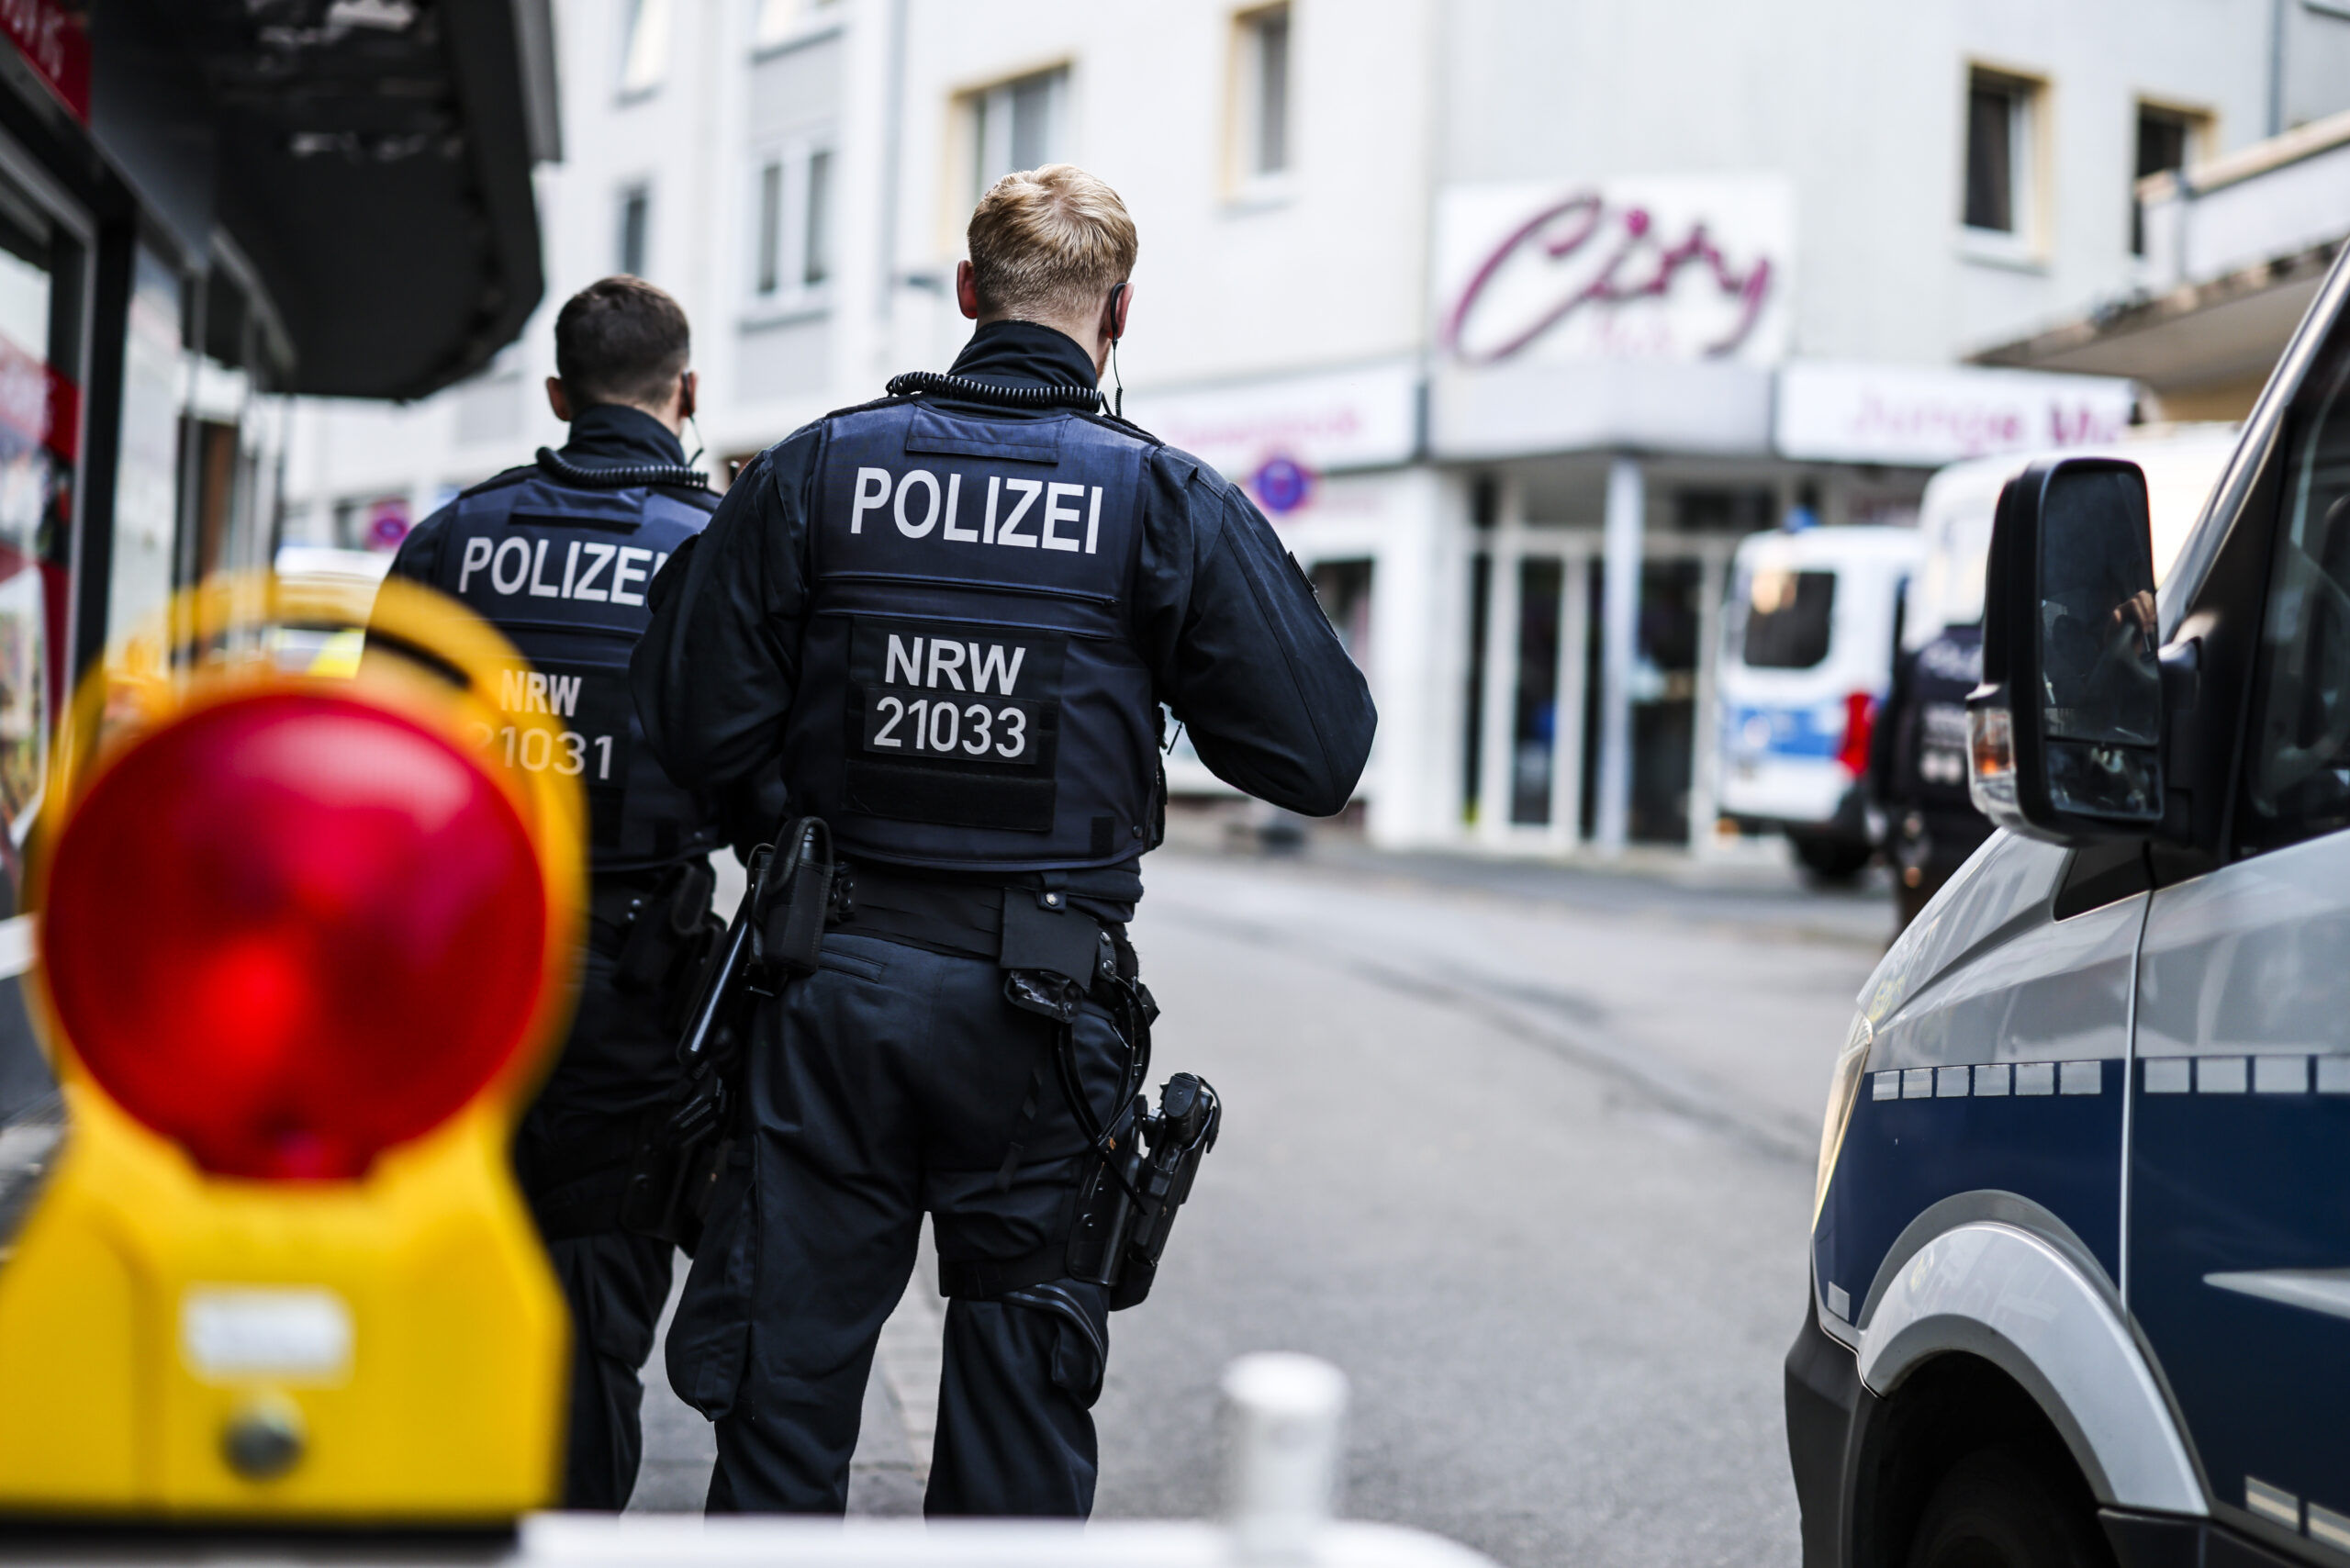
[851,467,1107,553]
[457,535,670,605]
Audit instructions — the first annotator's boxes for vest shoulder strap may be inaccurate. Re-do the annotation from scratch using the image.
[650,483,722,515]
[458,465,539,500]
[1073,409,1166,448]
[821,391,919,424]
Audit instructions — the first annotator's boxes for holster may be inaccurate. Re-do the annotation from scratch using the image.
[982,899,1215,1312]
[619,1110,733,1255]
[621,821,837,1255]
[610,858,725,1034]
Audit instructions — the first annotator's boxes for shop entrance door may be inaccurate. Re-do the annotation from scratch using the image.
[1470,526,1732,849]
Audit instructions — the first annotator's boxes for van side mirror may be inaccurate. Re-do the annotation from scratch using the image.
[1966,458,2165,841]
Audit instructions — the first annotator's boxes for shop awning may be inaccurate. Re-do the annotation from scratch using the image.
[1969,241,2336,397]
[90,0,557,400]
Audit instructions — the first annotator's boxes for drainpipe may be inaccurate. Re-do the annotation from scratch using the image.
[876,0,910,359]
[2268,0,2288,137]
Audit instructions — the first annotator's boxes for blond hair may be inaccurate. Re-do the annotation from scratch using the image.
[966,163,1138,322]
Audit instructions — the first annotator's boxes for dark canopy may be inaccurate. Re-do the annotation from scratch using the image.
[93,0,555,399]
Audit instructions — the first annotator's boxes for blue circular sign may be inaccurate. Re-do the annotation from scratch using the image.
[1251,454,1314,516]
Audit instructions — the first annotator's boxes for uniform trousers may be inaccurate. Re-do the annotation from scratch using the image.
[519,932,691,1511]
[539,1230,677,1508]
[663,931,1124,1517]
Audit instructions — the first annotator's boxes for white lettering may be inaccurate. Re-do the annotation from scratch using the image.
[886,634,923,686]
[997,478,1042,546]
[850,466,891,534]
[895,469,941,538]
[984,476,1001,544]
[970,642,1026,695]
[942,473,977,542]
[526,672,551,712]
[458,536,494,593]
[527,538,563,598]
[499,667,527,711]
[575,543,614,602]
[610,546,654,607]
[927,640,967,690]
[490,537,531,595]
[561,540,581,597]
[1085,487,1102,554]
[548,674,581,719]
[655,551,669,578]
[1043,482,1084,552]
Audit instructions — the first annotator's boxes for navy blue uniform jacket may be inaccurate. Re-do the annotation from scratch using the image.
[630,321,1376,909]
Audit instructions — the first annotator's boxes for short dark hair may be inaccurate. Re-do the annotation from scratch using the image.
[554,275,691,409]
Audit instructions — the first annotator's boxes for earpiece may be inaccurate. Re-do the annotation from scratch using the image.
[1109,282,1127,343]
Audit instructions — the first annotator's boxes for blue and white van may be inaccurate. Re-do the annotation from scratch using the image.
[1718,525,1918,879]
[1789,248,2350,1566]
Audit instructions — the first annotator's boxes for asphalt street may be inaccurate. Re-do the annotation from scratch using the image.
[628,840,1888,1567]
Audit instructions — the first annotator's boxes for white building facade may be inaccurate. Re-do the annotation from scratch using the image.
[284,0,2350,851]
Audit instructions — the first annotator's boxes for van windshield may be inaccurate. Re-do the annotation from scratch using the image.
[1908,511,1994,646]
[1738,568,1836,668]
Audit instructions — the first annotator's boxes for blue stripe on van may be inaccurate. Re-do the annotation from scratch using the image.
[1722,702,1842,762]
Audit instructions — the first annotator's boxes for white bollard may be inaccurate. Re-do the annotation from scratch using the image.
[1221,1353,1349,1564]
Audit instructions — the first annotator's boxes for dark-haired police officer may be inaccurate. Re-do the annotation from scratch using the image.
[632,163,1376,1518]
[378,275,733,1509]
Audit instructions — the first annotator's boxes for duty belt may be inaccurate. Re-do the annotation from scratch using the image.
[832,861,1117,982]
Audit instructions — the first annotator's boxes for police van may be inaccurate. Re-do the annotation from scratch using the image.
[1788,247,2350,1567]
[1718,524,1918,879]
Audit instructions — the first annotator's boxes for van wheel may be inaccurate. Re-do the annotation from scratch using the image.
[1906,1448,2112,1568]
[1790,834,1872,882]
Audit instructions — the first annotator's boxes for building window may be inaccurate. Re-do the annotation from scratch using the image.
[755,0,837,48]
[618,184,651,277]
[755,162,782,295]
[619,0,672,96]
[969,67,1068,203]
[2132,104,2202,255]
[748,144,834,305]
[1238,6,1292,179]
[1963,69,2041,240]
[804,149,833,286]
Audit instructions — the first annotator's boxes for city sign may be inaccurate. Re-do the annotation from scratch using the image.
[1435,176,1796,366]
[1774,361,2139,465]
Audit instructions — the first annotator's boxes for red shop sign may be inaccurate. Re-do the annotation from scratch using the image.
[0,0,88,124]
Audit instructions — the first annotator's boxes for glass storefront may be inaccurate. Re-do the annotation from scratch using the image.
[0,146,88,1119]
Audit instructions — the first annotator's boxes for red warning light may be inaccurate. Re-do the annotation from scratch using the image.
[42,689,550,1180]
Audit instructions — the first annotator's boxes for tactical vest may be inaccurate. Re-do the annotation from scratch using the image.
[780,399,1159,873]
[434,462,722,874]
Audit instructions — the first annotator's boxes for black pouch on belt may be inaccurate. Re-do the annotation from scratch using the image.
[755,818,836,979]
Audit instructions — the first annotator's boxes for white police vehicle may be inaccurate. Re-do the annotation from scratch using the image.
[1718,524,1918,879]
[1790,246,2350,1568]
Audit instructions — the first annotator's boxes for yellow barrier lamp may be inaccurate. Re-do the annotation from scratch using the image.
[0,577,583,1524]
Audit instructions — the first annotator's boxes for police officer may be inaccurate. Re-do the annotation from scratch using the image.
[1869,620,1991,930]
[379,276,733,1508]
[632,164,1375,1517]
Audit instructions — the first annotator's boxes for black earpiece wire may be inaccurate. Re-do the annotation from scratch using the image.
[1107,282,1127,419]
